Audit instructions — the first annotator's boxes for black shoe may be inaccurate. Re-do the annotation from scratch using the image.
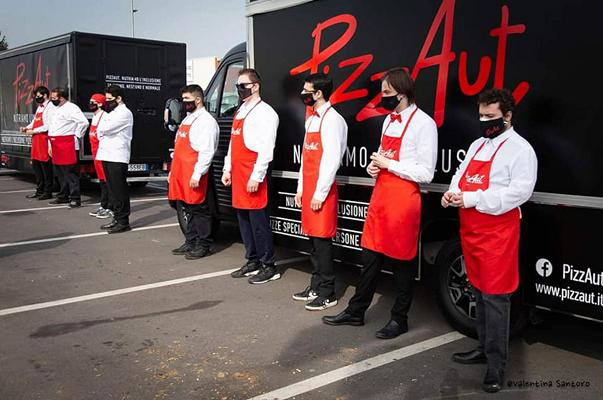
[107,223,131,234]
[231,260,261,278]
[172,242,193,255]
[248,265,281,284]
[305,296,338,311]
[49,198,69,205]
[101,220,118,230]
[482,369,504,393]
[452,349,487,365]
[68,200,81,208]
[322,311,364,326]
[184,246,210,260]
[26,193,41,198]
[375,319,408,339]
[37,194,52,200]
[292,286,318,301]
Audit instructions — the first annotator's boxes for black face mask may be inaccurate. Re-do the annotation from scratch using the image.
[480,117,506,138]
[51,99,61,107]
[236,85,253,101]
[379,95,401,111]
[35,96,45,104]
[105,100,118,112]
[300,92,316,107]
[89,102,99,112]
[182,100,196,113]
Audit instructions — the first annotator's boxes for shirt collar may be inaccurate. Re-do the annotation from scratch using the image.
[240,97,261,113]
[314,101,331,116]
[488,126,515,145]
[392,103,417,118]
[187,106,205,117]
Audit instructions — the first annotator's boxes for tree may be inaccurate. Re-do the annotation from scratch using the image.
[0,31,8,51]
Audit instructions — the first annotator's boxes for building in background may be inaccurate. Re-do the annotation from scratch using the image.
[186,56,220,89]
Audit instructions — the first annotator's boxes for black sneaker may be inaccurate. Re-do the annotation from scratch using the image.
[184,246,210,260]
[305,296,338,311]
[49,198,69,205]
[292,286,319,301]
[101,219,118,230]
[68,200,81,208]
[172,242,193,255]
[231,261,261,278]
[248,265,281,284]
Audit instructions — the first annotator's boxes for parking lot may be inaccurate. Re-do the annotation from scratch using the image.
[1,170,602,400]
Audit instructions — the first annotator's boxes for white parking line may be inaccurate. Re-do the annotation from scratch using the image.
[0,222,180,248]
[247,331,465,400]
[0,197,168,214]
[0,189,35,194]
[0,256,307,317]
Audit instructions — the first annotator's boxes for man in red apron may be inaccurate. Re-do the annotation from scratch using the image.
[21,86,54,200]
[47,87,89,208]
[442,88,537,393]
[87,94,113,219]
[222,68,279,284]
[168,84,219,259]
[292,73,347,311]
[323,68,438,339]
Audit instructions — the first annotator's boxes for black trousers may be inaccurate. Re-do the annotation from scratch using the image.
[309,237,335,298]
[32,159,53,195]
[183,199,213,249]
[345,248,415,324]
[99,180,112,210]
[473,288,511,373]
[236,208,275,266]
[102,161,130,225]
[54,164,80,201]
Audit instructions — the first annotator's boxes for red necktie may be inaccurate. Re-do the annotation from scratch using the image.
[390,113,402,123]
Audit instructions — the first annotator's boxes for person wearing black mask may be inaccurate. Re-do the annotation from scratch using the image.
[21,86,55,200]
[96,85,134,234]
[323,67,438,339]
[441,88,537,393]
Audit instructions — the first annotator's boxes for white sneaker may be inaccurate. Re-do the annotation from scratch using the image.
[96,209,113,219]
[305,297,338,311]
[89,207,104,217]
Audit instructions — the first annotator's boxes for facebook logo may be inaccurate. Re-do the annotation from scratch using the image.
[536,258,553,278]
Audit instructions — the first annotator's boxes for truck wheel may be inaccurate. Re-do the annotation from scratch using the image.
[176,200,221,237]
[434,238,530,339]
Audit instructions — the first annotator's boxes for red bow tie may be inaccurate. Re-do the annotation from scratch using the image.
[312,111,320,118]
[390,113,402,123]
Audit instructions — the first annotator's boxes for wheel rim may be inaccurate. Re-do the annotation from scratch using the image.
[447,255,476,320]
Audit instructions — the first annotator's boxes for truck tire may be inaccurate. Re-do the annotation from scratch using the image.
[434,238,529,339]
[176,200,221,238]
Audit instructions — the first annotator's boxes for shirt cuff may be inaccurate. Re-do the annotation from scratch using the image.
[250,170,265,183]
[191,171,202,181]
[312,189,328,203]
[463,191,478,209]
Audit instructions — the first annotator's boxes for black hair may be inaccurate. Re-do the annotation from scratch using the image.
[478,88,516,116]
[304,72,333,101]
[106,84,125,100]
[381,67,415,103]
[51,87,69,100]
[33,86,50,97]
[238,68,262,87]
[181,84,204,99]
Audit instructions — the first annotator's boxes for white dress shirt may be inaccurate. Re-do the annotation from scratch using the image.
[47,101,89,138]
[26,100,55,133]
[91,110,104,130]
[181,107,220,181]
[296,101,348,202]
[449,127,538,215]
[380,104,438,184]
[96,103,134,164]
[223,97,279,182]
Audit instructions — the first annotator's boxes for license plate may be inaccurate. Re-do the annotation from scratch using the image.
[127,163,148,172]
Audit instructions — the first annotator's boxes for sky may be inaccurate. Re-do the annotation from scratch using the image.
[0,0,246,59]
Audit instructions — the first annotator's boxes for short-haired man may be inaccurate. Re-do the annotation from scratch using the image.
[442,88,537,393]
[47,87,89,208]
[293,73,348,311]
[222,68,280,284]
[96,85,134,234]
[87,93,113,219]
[169,84,219,259]
[21,86,55,200]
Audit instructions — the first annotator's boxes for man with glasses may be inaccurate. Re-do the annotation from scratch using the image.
[96,85,134,234]
[222,68,280,284]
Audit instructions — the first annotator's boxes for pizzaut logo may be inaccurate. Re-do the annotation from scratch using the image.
[536,258,553,278]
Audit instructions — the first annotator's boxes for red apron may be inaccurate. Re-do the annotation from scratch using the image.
[301,108,338,238]
[50,135,77,166]
[168,114,209,204]
[30,106,50,162]
[89,112,106,181]
[361,108,421,260]
[230,100,268,209]
[459,138,520,295]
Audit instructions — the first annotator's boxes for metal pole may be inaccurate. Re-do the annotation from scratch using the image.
[131,0,135,37]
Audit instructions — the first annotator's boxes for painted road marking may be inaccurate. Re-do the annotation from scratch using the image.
[0,197,168,214]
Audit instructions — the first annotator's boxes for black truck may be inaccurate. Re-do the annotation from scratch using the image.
[190,0,603,336]
[0,31,186,181]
